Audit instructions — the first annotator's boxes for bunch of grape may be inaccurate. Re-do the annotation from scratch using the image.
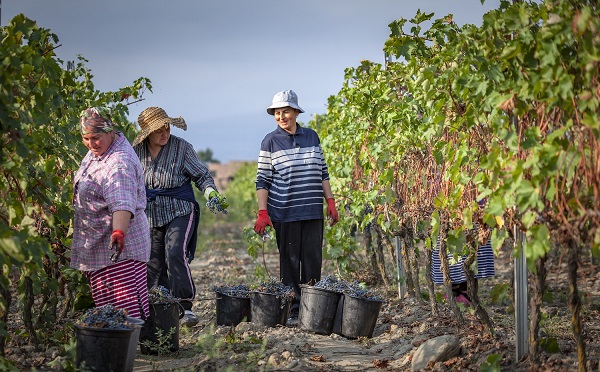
[343,281,385,301]
[255,278,295,301]
[78,304,132,330]
[148,285,180,304]
[206,195,229,214]
[314,275,384,301]
[313,275,349,293]
[211,284,251,298]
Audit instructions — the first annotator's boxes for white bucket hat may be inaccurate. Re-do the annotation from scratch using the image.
[266,90,305,115]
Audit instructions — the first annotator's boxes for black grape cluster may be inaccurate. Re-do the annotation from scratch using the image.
[206,195,228,214]
[255,278,295,300]
[148,285,180,304]
[211,284,251,298]
[313,275,349,293]
[78,304,132,330]
[314,275,384,301]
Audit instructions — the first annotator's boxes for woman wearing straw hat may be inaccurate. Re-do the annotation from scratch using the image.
[133,106,228,327]
[254,90,339,323]
[71,107,150,319]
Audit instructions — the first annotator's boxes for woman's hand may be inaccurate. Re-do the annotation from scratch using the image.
[110,229,125,262]
[254,210,273,235]
[206,191,229,214]
[326,198,339,226]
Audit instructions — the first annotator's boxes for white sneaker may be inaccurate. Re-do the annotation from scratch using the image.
[181,310,199,327]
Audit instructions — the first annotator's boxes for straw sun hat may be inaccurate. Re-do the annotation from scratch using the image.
[132,107,187,146]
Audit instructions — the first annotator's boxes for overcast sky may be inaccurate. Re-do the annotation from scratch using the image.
[3,1,500,162]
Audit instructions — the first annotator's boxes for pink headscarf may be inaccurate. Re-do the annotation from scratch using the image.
[79,107,114,134]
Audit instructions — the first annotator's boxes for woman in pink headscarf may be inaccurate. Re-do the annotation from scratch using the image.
[71,107,150,319]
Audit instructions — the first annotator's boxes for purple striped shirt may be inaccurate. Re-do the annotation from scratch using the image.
[71,132,150,271]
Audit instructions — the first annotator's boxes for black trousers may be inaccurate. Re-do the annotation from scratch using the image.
[273,219,324,307]
[147,213,196,311]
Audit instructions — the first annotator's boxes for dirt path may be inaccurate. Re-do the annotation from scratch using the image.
[132,236,600,371]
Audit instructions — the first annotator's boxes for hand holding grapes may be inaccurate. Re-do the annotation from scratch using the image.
[206,190,229,214]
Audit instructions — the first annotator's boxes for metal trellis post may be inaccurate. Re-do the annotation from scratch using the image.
[395,236,406,300]
[514,226,529,361]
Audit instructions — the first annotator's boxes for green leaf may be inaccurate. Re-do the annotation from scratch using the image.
[481,353,502,372]
[0,237,26,261]
[491,229,507,253]
[500,43,521,60]
[540,337,560,353]
[525,225,551,270]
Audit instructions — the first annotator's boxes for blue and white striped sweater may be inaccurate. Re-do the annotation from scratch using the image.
[431,239,495,284]
[256,125,329,223]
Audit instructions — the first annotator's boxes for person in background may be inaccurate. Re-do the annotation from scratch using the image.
[431,238,495,306]
[132,106,228,327]
[254,90,339,323]
[71,107,150,319]
[431,199,495,306]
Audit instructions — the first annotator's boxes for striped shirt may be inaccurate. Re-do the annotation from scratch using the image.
[431,239,495,284]
[89,259,149,319]
[71,132,150,271]
[134,135,216,228]
[255,124,329,223]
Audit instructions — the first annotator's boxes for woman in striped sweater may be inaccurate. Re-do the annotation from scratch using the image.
[254,90,339,322]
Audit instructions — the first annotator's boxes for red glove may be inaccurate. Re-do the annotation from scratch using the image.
[110,229,125,253]
[254,210,273,236]
[326,198,339,226]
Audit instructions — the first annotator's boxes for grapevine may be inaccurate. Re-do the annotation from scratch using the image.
[0,14,152,357]
[312,1,600,367]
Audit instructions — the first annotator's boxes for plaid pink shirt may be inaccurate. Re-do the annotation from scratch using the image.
[71,132,150,271]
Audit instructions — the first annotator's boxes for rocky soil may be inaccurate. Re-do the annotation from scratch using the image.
[131,226,600,372]
[3,222,599,371]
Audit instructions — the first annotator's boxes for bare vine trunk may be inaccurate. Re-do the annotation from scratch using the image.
[528,255,546,363]
[400,235,417,298]
[438,212,465,324]
[462,248,495,335]
[403,221,425,303]
[364,226,383,283]
[0,267,10,357]
[567,238,587,372]
[23,275,39,347]
[424,245,438,315]
[374,228,390,287]
[394,224,416,298]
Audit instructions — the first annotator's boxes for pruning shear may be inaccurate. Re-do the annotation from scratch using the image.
[110,241,121,263]
[262,232,271,242]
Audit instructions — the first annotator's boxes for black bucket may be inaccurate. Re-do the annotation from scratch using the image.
[75,324,133,371]
[334,295,383,338]
[215,292,252,326]
[298,285,341,335]
[125,317,144,372]
[139,302,183,355]
[250,291,291,327]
